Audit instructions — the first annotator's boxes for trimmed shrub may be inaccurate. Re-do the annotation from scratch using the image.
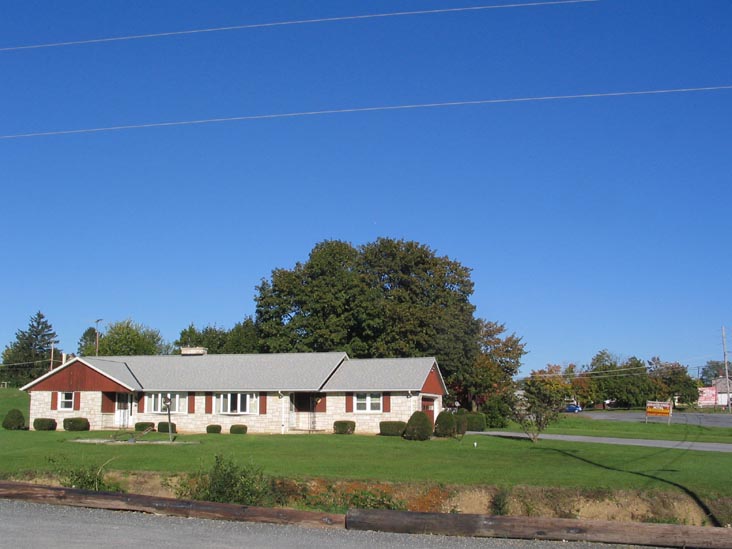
[379,421,406,437]
[157,421,177,434]
[333,420,355,434]
[33,418,57,431]
[484,398,510,428]
[403,411,433,441]
[206,424,222,434]
[177,455,273,506]
[135,422,155,432]
[63,417,90,431]
[230,424,248,435]
[455,413,468,435]
[466,412,487,432]
[2,408,26,430]
[433,411,456,437]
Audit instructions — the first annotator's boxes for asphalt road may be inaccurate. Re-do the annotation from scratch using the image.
[583,411,732,428]
[0,499,652,549]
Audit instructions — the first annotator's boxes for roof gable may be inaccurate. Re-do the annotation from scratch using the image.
[322,357,445,393]
[21,358,136,392]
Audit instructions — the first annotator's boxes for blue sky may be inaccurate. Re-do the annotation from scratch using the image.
[1,0,730,376]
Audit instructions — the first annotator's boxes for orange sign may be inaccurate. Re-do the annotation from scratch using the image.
[645,401,672,417]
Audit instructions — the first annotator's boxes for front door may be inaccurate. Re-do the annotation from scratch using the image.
[115,393,132,428]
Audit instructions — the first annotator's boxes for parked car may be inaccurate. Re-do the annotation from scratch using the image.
[565,404,582,413]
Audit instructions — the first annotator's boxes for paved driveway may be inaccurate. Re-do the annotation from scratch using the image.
[583,411,732,428]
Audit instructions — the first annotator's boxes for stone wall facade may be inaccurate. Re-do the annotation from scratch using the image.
[28,390,443,434]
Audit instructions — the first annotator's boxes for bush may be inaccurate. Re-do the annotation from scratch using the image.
[49,457,123,492]
[177,455,273,506]
[230,424,247,435]
[333,420,355,434]
[379,421,406,436]
[206,424,222,434]
[135,422,155,432]
[2,408,25,430]
[33,418,57,431]
[403,411,433,441]
[455,413,468,435]
[63,417,90,431]
[157,421,176,434]
[484,398,510,428]
[466,412,487,432]
[433,411,456,437]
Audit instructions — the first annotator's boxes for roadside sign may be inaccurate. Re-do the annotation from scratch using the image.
[645,401,672,424]
[698,387,717,407]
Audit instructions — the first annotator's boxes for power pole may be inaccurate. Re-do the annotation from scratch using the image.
[49,343,54,372]
[723,326,731,414]
[95,318,103,356]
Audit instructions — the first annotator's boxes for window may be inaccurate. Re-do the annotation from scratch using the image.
[59,392,74,410]
[217,393,257,414]
[355,393,382,412]
[146,392,186,414]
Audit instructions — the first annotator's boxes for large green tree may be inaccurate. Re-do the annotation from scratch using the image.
[647,357,698,405]
[93,320,169,356]
[255,238,496,388]
[175,318,259,354]
[1,311,61,386]
[588,350,656,408]
[700,360,727,386]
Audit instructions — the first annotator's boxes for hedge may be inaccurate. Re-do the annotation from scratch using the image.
[433,411,456,438]
[455,413,468,435]
[230,424,248,435]
[2,409,25,430]
[333,420,355,434]
[135,422,155,432]
[403,411,432,441]
[157,421,177,434]
[33,418,57,431]
[206,424,222,434]
[379,421,406,437]
[466,412,487,431]
[63,417,90,431]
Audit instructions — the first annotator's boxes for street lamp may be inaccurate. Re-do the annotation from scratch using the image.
[95,318,103,356]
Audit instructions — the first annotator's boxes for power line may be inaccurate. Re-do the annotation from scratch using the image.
[0,1,598,53]
[2,84,731,141]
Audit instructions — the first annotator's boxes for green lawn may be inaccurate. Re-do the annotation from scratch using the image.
[1,429,729,502]
[0,389,29,424]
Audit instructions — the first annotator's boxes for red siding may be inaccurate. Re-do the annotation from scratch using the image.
[421,365,445,395]
[205,393,213,414]
[383,392,391,413]
[30,359,131,393]
[345,392,353,413]
[51,392,58,410]
[137,393,145,413]
[314,394,327,413]
[101,392,115,413]
[73,392,81,411]
[188,392,196,414]
[259,392,267,415]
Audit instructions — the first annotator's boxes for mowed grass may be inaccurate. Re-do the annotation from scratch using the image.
[1,429,730,501]
[0,389,29,424]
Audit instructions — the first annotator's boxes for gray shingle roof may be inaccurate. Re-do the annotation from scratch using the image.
[82,352,348,392]
[321,357,440,392]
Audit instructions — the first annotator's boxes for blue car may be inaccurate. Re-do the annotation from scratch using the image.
[565,404,582,413]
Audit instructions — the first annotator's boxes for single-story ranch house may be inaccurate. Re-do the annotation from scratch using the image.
[21,349,446,434]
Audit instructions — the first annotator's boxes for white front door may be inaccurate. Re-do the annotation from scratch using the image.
[115,393,133,428]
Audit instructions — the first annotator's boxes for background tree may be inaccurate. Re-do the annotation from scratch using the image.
[700,360,727,386]
[175,318,259,354]
[77,327,97,356]
[513,365,571,442]
[587,351,655,408]
[255,238,492,389]
[456,320,525,411]
[95,320,169,356]
[648,357,698,405]
[1,311,61,386]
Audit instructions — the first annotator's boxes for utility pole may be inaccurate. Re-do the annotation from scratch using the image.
[95,318,103,356]
[723,326,731,414]
[49,343,54,372]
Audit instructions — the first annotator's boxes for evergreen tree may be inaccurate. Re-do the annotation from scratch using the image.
[1,311,60,386]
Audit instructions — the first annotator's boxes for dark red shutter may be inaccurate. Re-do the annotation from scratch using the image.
[315,394,327,413]
[383,392,391,413]
[188,392,196,414]
[205,393,213,414]
[73,392,81,411]
[101,392,115,413]
[137,393,145,413]
[259,392,267,414]
[51,392,58,410]
[345,392,353,413]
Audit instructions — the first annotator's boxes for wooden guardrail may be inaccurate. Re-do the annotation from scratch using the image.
[1,481,730,548]
[346,508,732,548]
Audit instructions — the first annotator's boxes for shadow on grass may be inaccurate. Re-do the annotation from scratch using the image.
[535,446,721,527]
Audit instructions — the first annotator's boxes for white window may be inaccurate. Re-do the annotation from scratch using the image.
[217,393,257,414]
[355,393,382,412]
[146,392,186,414]
[59,392,74,410]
